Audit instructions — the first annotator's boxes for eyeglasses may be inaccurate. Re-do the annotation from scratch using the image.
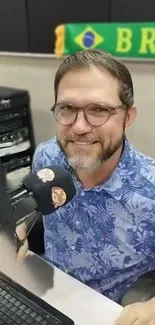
[51,102,126,126]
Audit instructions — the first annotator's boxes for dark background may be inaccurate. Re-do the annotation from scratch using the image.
[0,0,154,54]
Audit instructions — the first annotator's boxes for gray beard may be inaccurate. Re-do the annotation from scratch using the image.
[57,134,125,171]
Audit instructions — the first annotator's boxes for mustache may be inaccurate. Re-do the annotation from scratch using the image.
[65,135,100,143]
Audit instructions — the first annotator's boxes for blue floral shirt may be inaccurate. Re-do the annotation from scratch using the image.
[32,136,155,303]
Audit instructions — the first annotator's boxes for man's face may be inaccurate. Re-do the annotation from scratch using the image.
[55,66,130,170]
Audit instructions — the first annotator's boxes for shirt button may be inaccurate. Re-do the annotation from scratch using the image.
[80,192,85,196]
[71,245,75,250]
[75,220,80,225]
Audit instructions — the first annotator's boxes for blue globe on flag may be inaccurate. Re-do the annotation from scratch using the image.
[74,27,104,50]
[83,31,95,48]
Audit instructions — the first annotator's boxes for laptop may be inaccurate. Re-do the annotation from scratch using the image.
[0,159,74,325]
[0,270,74,325]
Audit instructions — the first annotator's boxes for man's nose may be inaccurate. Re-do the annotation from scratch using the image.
[72,110,92,134]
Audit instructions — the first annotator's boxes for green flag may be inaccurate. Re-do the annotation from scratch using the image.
[54,22,155,59]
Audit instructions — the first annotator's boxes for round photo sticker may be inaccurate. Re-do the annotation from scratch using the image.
[51,187,67,208]
[37,168,55,183]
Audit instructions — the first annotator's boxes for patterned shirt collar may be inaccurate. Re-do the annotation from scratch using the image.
[101,137,134,200]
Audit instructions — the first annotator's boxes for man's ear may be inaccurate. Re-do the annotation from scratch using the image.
[125,105,137,128]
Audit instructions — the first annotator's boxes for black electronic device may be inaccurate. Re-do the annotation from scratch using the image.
[3,153,31,172]
[0,86,35,189]
[0,86,35,153]
[0,270,74,325]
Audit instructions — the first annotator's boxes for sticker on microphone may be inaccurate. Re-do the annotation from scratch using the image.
[51,187,67,208]
[37,168,55,183]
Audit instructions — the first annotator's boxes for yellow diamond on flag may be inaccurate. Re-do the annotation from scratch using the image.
[74,27,104,49]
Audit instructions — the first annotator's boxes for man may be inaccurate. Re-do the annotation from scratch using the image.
[16,49,155,325]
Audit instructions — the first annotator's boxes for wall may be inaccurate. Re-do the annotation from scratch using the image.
[0,54,154,158]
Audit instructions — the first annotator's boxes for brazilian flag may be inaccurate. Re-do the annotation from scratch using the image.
[55,24,105,55]
[74,27,104,50]
[54,22,155,59]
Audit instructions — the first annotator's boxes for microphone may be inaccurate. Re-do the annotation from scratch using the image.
[24,164,76,215]
[8,164,76,226]
[0,161,76,250]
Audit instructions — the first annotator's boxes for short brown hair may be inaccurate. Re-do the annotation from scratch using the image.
[54,49,134,108]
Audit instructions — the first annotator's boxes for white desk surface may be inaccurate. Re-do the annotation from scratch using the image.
[40,261,123,325]
[0,227,123,325]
